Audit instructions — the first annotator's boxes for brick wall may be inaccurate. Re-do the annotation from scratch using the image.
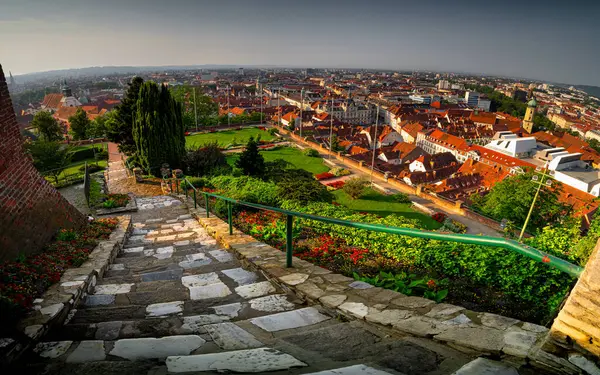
[0,64,86,262]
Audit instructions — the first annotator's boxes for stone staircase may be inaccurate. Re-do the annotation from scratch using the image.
[18,196,532,375]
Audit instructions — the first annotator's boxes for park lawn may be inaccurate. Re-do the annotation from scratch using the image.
[186,128,275,148]
[332,188,442,230]
[59,159,108,178]
[71,143,107,152]
[226,147,330,175]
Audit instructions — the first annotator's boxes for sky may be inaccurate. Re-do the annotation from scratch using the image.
[1,0,599,86]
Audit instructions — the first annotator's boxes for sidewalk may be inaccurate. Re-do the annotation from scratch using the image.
[105,143,163,197]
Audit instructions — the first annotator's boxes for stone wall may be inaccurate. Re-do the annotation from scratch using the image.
[0,64,86,261]
[545,238,600,364]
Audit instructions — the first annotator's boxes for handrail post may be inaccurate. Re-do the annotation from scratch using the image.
[228,201,233,235]
[205,193,210,218]
[176,179,180,195]
[193,189,197,209]
[185,181,188,198]
[286,214,293,268]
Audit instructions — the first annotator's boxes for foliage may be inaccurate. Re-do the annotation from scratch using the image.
[26,140,72,183]
[183,141,231,177]
[330,133,344,152]
[68,107,91,141]
[209,175,280,207]
[441,218,468,233]
[326,181,345,190]
[79,164,103,173]
[101,194,129,208]
[0,218,118,327]
[235,136,265,177]
[180,177,211,191]
[470,172,568,232]
[281,200,574,323]
[391,192,411,204]
[355,271,449,303]
[303,148,319,157]
[275,173,333,205]
[86,112,111,139]
[133,81,186,175]
[107,76,144,154]
[342,177,369,199]
[330,167,351,177]
[431,212,447,223]
[31,111,63,141]
[268,128,278,136]
[186,128,275,148]
[71,146,97,162]
[170,85,218,127]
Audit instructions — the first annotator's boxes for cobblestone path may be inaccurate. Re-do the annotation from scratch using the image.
[22,197,527,374]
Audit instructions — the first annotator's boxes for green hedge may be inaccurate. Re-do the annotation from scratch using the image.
[281,200,574,321]
[70,148,96,162]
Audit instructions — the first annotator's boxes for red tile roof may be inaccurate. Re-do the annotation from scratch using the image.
[468,145,535,169]
[41,93,64,110]
[427,129,469,151]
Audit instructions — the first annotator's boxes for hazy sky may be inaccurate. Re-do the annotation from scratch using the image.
[1,0,599,86]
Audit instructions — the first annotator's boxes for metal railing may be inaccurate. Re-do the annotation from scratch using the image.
[176,179,583,277]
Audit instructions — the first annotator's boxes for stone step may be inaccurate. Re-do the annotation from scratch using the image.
[72,292,299,324]
[304,365,395,375]
[165,347,307,373]
[451,358,520,375]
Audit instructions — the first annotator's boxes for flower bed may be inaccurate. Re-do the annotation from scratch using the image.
[431,212,447,223]
[325,180,345,190]
[101,193,130,209]
[0,218,118,323]
[315,172,334,180]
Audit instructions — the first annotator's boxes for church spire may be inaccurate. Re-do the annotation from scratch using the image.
[8,71,15,87]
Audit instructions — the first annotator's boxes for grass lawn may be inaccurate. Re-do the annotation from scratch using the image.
[332,188,442,230]
[71,143,107,152]
[186,128,275,148]
[226,147,330,175]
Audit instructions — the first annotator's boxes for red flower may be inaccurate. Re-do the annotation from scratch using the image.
[542,255,551,263]
[427,279,437,288]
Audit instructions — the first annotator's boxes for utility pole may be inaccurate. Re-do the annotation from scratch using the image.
[370,104,380,186]
[519,166,553,241]
[259,84,263,125]
[278,87,281,127]
[227,85,231,127]
[299,87,304,138]
[193,87,198,132]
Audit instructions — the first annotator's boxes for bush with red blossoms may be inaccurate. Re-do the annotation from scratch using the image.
[315,172,334,181]
[325,181,345,190]
[0,218,118,322]
[431,212,447,223]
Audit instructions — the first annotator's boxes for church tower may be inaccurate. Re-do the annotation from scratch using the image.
[523,97,537,134]
[8,71,15,88]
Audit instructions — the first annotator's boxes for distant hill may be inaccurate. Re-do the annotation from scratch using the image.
[14,64,277,83]
[576,85,600,99]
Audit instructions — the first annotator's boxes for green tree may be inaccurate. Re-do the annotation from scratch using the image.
[107,77,144,154]
[86,112,111,139]
[31,111,63,141]
[183,141,231,176]
[171,85,218,127]
[68,108,91,140]
[26,141,72,183]
[343,177,369,199]
[330,134,345,152]
[133,81,186,175]
[235,136,265,176]
[470,172,568,232]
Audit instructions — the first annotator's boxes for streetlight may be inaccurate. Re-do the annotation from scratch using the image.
[370,104,380,186]
[519,165,553,241]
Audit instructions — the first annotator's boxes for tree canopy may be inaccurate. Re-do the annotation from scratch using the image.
[26,140,72,183]
[107,76,144,154]
[68,108,91,140]
[235,136,265,177]
[133,81,186,175]
[31,111,63,141]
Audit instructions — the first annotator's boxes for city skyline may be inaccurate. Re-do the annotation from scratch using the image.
[2,0,599,86]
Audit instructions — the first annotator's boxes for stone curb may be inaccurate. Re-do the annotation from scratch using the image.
[95,193,138,216]
[0,216,132,366]
[186,201,584,375]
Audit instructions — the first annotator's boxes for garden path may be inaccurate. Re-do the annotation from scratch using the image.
[105,147,163,197]
[21,196,510,375]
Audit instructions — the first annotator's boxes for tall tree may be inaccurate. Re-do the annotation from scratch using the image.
[133,81,186,175]
[235,136,265,177]
[86,111,112,139]
[68,108,91,140]
[31,111,63,141]
[107,77,144,154]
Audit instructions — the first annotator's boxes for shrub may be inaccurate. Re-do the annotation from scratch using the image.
[275,175,332,204]
[343,177,369,199]
[183,141,231,177]
[325,181,345,190]
[442,218,468,233]
[95,150,108,160]
[391,192,411,204]
[431,212,447,223]
[181,177,211,190]
[268,128,278,136]
[315,172,334,180]
[79,164,103,173]
[101,194,129,208]
[303,148,319,157]
[70,147,96,162]
[330,167,350,176]
[210,175,280,207]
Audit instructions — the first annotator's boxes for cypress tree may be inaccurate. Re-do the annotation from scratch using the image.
[235,136,265,177]
[133,81,186,175]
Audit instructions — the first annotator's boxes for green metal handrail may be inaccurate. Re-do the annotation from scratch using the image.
[179,187,582,278]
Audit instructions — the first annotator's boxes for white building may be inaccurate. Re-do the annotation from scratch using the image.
[437,80,451,90]
[465,91,480,107]
[484,132,537,158]
[545,151,600,196]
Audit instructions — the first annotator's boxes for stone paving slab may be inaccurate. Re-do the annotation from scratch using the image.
[109,335,206,360]
[249,307,330,332]
[305,365,394,375]
[204,322,263,350]
[165,347,308,373]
